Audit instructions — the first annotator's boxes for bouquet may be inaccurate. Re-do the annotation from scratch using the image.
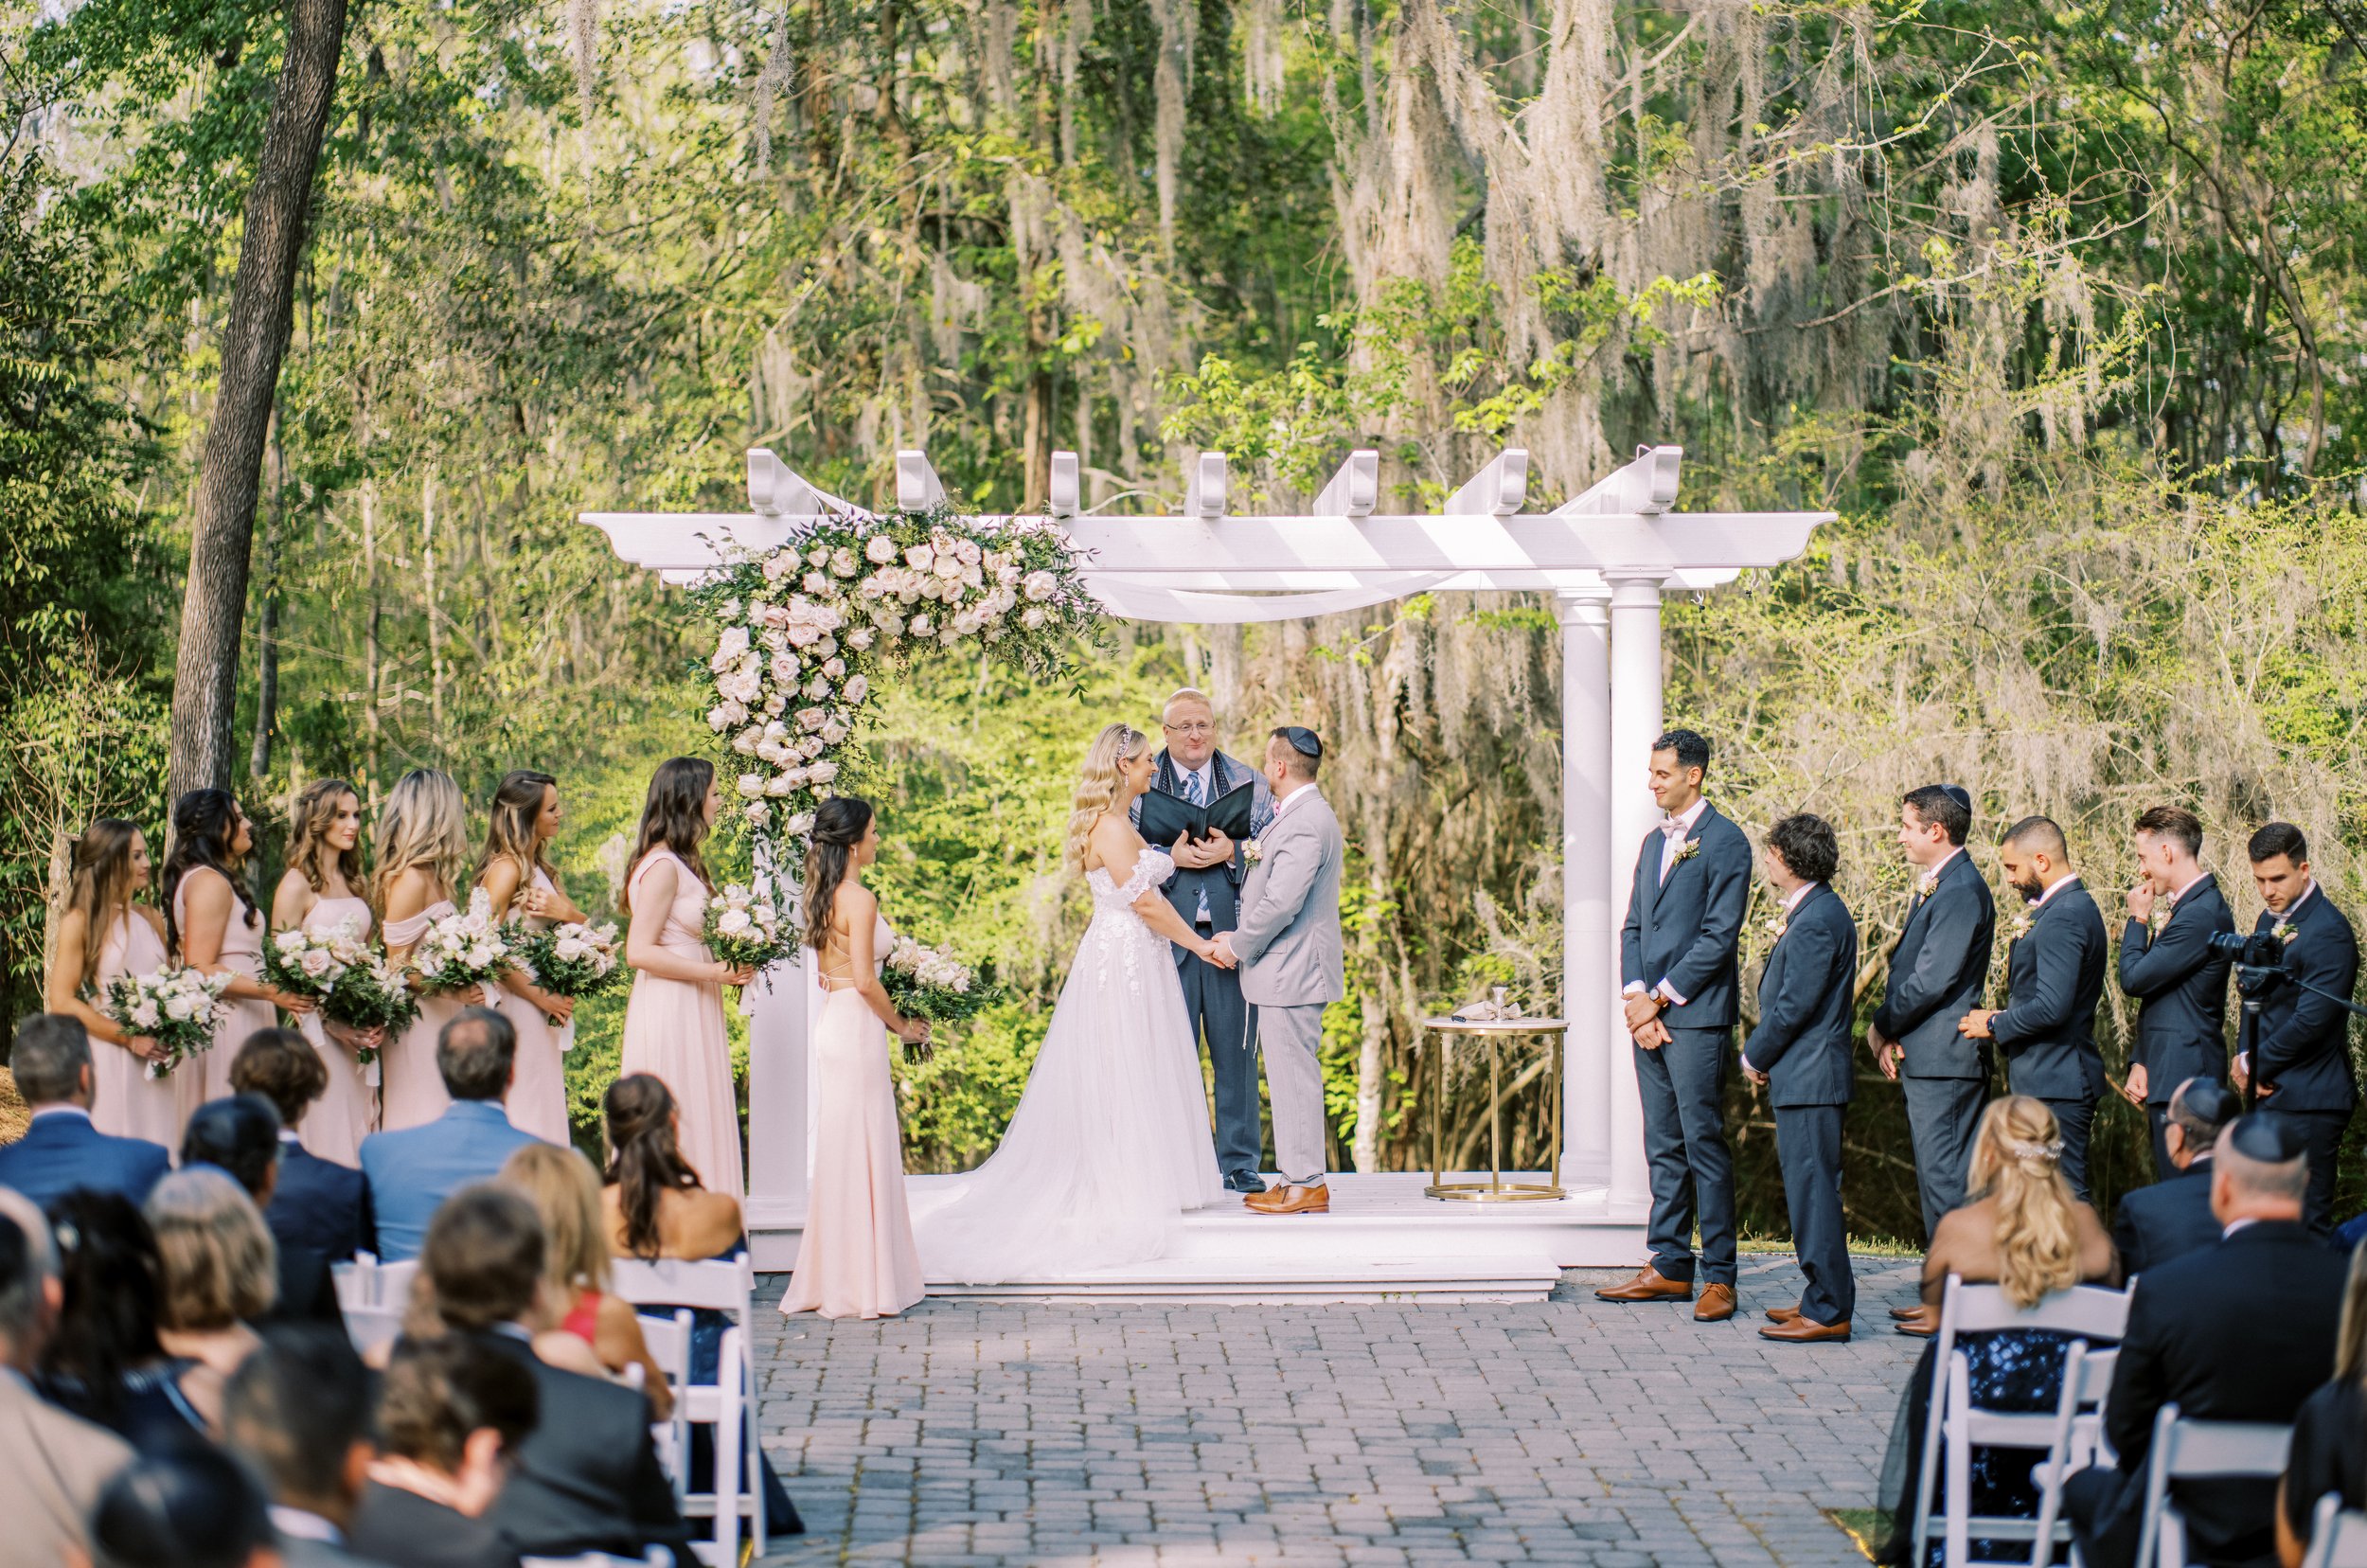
[703,883,792,971]
[98,967,233,1081]
[508,919,626,1033]
[881,932,996,1028]
[321,953,418,1061]
[409,888,512,1000]
[260,917,369,1007]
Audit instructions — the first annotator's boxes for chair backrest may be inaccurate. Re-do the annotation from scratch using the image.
[2073,1346,2120,1402]
[610,1256,752,1316]
[2161,1413,2291,1478]
[637,1308,694,1386]
[2305,1494,2367,1568]
[1943,1277,2134,1341]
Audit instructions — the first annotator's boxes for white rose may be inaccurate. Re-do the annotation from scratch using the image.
[720,597,742,621]
[845,674,869,703]
[1023,605,1048,630]
[956,539,982,566]
[763,691,789,715]
[732,729,760,755]
[904,544,934,572]
[809,761,840,784]
[820,720,848,744]
[762,553,793,581]
[876,612,904,638]
[738,773,768,797]
[299,949,335,979]
[718,909,753,936]
[806,675,832,701]
[1023,570,1058,601]
[934,554,964,580]
[797,705,828,732]
[865,534,898,563]
[466,943,497,969]
[275,931,306,953]
[131,1000,161,1028]
[807,545,829,568]
[831,547,860,577]
[766,774,797,796]
[707,704,734,732]
[910,613,933,636]
[710,626,750,669]
[555,938,588,961]
[770,651,799,684]
[848,627,875,650]
[745,800,773,825]
[803,571,831,597]
[823,657,846,678]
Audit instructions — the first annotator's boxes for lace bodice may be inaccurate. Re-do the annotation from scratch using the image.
[1087,847,1175,913]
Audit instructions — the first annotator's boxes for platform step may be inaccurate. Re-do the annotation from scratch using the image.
[923,1252,1563,1305]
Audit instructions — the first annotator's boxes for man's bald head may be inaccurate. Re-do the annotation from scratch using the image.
[2002,816,2070,862]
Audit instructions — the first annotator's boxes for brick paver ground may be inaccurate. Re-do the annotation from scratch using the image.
[751,1250,1924,1566]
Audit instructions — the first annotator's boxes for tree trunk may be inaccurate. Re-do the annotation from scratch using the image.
[248,415,284,782]
[166,0,349,802]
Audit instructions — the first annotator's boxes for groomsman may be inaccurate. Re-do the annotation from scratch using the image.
[2233,822,2359,1234]
[1960,817,2109,1200]
[1134,687,1275,1194]
[1742,813,1860,1345]
[1598,730,1752,1323]
[2115,806,2234,1178]
[1867,785,1996,1244]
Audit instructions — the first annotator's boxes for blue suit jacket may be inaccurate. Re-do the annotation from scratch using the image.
[1619,803,1753,1029]
[2117,874,2235,1102]
[267,1132,373,1261]
[2109,1154,2219,1277]
[1742,883,1860,1107]
[1872,848,1996,1079]
[2246,885,2360,1114]
[359,1101,542,1262]
[0,1110,169,1211]
[1990,878,2110,1102]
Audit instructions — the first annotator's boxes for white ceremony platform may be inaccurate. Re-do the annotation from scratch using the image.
[585,443,1832,1302]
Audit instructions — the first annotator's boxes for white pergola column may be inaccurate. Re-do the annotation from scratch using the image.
[1556,581,1613,1187]
[741,861,817,1269]
[1605,570,1669,1211]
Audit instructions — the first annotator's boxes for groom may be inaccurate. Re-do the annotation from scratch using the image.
[1214,726,1344,1216]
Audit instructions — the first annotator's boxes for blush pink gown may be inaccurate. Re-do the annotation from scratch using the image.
[296,894,378,1165]
[91,909,192,1147]
[492,866,573,1147]
[781,911,924,1320]
[619,849,743,1203]
[381,898,471,1132]
[174,870,276,1106]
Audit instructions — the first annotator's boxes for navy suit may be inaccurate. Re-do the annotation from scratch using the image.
[2118,875,2235,1177]
[2241,884,2359,1232]
[266,1131,372,1261]
[1989,878,2110,1199]
[1741,882,1859,1326]
[0,1109,169,1211]
[359,1100,543,1262]
[1871,849,1997,1239]
[2108,1152,2218,1277]
[1620,802,1752,1287]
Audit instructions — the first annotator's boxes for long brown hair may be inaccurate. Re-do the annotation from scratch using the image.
[285,778,365,898]
[65,819,144,992]
[623,757,713,915]
[1966,1096,2081,1309]
[603,1074,703,1259]
[475,769,559,909]
[162,789,258,953]
[801,796,875,954]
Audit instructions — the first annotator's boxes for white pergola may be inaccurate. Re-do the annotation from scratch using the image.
[584,444,1833,1266]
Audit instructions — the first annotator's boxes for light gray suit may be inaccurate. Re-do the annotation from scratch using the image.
[1233,787,1346,1186]
[0,1365,133,1567]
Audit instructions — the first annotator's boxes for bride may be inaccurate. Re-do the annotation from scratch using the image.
[911,721,1233,1282]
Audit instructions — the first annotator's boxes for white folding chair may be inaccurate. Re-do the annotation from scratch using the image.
[2304,1493,2367,1568]
[334,1252,421,1312]
[2026,1343,2121,1564]
[520,1552,670,1568]
[2132,1404,2292,1568]
[330,1257,367,1312]
[609,1258,763,1562]
[1912,1274,2135,1567]
[344,1304,404,1358]
[635,1307,696,1503]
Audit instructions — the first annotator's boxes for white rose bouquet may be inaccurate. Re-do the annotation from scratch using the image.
[508,919,627,1032]
[880,932,997,1028]
[98,966,233,1081]
[409,888,512,1001]
[703,884,792,971]
[259,917,368,1007]
[320,953,418,1058]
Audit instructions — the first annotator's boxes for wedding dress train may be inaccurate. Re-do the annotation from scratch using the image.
[911,847,1227,1283]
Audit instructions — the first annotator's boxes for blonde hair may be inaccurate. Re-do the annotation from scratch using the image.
[1062,722,1148,875]
[1966,1096,2081,1309]
[500,1142,611,1300]
[147,1167,277,1330]
[374,768,471,910]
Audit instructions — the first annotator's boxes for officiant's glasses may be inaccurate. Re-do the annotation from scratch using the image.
[1163,719,1214,736]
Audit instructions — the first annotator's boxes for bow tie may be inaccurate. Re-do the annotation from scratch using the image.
[1660,817,1690,839]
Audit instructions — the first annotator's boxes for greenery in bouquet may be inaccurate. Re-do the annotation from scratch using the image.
[703,883,792,971]
[881,932,997,1027]
[408,888,512,998]
[98,966,232,1081]
[507,919,627,1000]
[321,954,419,1054]
[259,917,371,1006]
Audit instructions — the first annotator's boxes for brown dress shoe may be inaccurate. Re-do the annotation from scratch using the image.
[1766,1304,1803,1324]
[1594,1267,1693,1303]
[1895,1305,1937,1338]
[1245,1183,1329,1215]
[1760,1316,1851,1344]
[1693,1283,1737,1323]
[1889,1305,1925,1322]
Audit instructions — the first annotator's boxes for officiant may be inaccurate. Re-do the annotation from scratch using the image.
[1133,687,1276,1194]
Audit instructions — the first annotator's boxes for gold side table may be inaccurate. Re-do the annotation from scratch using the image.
[1416,1015,1570,1202]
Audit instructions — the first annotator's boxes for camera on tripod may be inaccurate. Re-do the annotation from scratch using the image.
[2207,928,2291,974]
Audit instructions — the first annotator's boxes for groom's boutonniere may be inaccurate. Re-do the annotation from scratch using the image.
[1914,867,1942,900]
[2007,909,2035,941]
[1671,838,1701,866]
[1241,838,1264,866]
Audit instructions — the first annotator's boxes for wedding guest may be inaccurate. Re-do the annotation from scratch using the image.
[270,778,384,1165]
[378,768,480,1133]
[1959,817,2109,1200]
[417,1185,689,1564]
[1743,813,1860,1345]
[348,1336,535,1568]
[45,819,184,1146]
[1598,729,1752,1322]
[2234,823,2358,1234]
[32,1190,209,1447]
[1867,784,1996,1256]
[474,768,583,1146]
[222,1327,378,1567]
[146,1167,274,1417]
[2276,1245,2367,1568]
[165,788,311,1104]
[619,757,753,1203]
[2109,1077,2234,1275]
[782,796,928,1319]
[1134,687,1276,1193]
[498,1141,671,1415]
[179,1095,341,1327]
[359,1007,541,1262]
[2063,1114,2348,1568]
[232,1028,373,1261]
[0,1014,169,1208]
[2116,806,2235,1177]
[87,1447,276,1568]
[0,1189,133,1567]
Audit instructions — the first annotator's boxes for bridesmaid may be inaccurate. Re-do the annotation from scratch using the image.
[269,778,383,1165]
[618,757,754,1203]
[45,820,183,1144]
[475,769,581,1147]
[165,790,311,1105]
[376,768,478,1132]
[781,796,929,1320]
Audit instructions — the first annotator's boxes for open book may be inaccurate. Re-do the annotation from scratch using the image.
[1139,779,1256,847]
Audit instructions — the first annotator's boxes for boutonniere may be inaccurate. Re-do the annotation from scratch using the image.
[2274,920,2300,949]
[1915,867,1941,900]
[2146,896,2176,936]
[2007,910,2034,941]
[1671,838,1701,866]
[1764,916,1789,941]
[1241,838,1264,866]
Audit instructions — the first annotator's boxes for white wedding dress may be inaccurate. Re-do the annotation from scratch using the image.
[910,846,1228,1283]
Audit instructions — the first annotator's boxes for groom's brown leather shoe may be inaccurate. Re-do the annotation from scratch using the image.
[1245,1183,1329,1215]
[1889,1305,1925,1321]
[1766,1303,1803,1324]
[1593,1267,1692,1303]
[1760,1316,1851,1344]
[1693,1284,1737,1323]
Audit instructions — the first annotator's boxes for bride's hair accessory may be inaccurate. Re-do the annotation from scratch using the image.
[2001,1135,2062,1164]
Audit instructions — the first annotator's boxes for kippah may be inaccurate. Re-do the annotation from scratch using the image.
[2179,1079,2235,1128]
[2226,1112,2310,1164]
[1939,784,1973,813]
[1280,725,1323,759]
